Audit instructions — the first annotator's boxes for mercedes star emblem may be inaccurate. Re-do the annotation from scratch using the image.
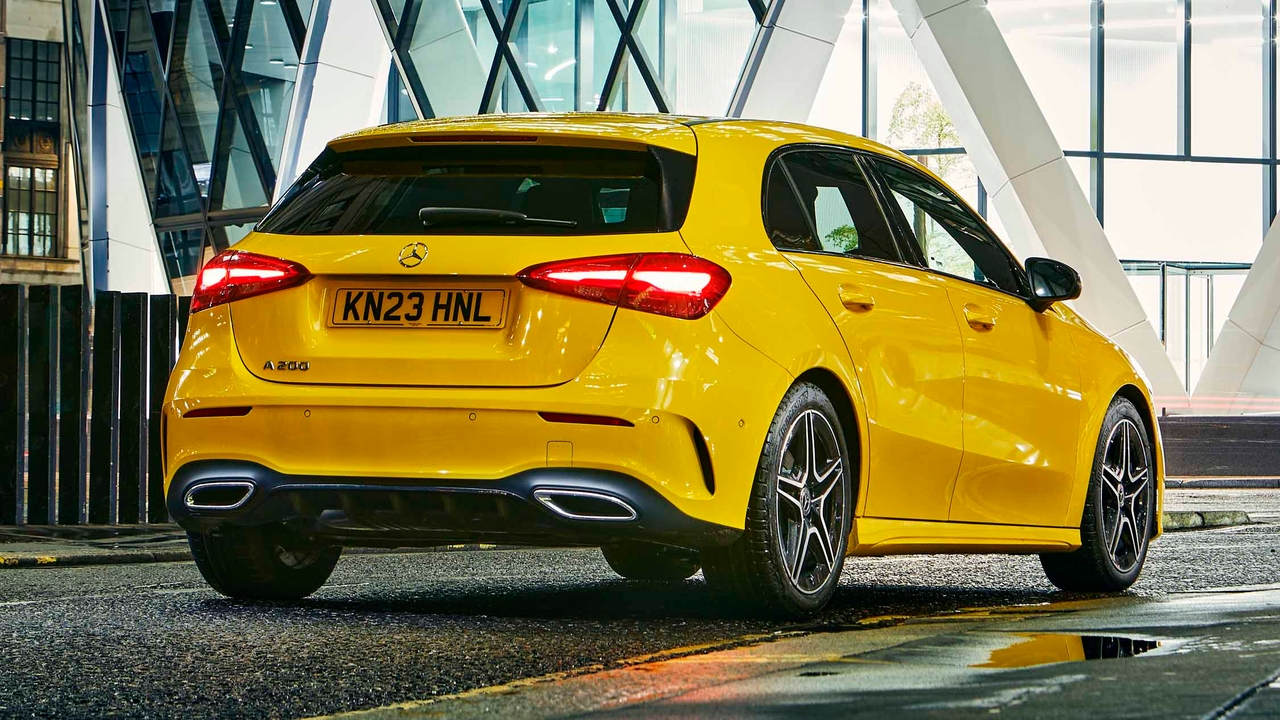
[398,242,428,268]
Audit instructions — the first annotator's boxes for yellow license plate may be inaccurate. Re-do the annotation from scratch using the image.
[330,288,508,328]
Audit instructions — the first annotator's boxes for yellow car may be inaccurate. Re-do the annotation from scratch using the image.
[164,114,1162,615]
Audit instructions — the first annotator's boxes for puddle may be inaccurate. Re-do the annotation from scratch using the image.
[977,634,1162,669]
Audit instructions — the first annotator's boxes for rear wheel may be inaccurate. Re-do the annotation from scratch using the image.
[601,542,700,581]
[188,525,341,600]
[702,382,852,617]
[1041,397,1155,592]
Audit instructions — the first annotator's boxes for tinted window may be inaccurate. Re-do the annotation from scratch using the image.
[762,150,901,263]
[257,145,693,236]
[871,160,1027,295]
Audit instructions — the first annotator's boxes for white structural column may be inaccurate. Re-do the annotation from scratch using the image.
[1193,218,1280,413]
[728,0,854,121]
[888,0,1187,408]
[275,0,389,198]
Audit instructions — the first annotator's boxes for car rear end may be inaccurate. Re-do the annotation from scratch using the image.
[163,116,793,553]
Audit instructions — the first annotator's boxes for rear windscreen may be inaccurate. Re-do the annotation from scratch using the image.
[256,144,695,236]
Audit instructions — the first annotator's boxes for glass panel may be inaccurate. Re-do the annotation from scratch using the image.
[31,167,57,257]
[237,0,299,170]
[669,0,754,116]
[386,62,417,123]
[215,109,270,209]
[258,145,684,236]
[522,0,576,111]
[121,0,167,201]
[294,0,314,24]
[399,0,491,116]
[4,166,31,255]
[155,99,204,217]
[603,0,661,111]
[625,0,661,112]
[218,0,238,32]
[216,220,258,247]
[1103,159,1262,262]
[987,0,1090,151]
[169,0,224,196]
[875,0,957,149]
[763,163,816,251]
[873,159,1026,295]
[781,152,901,262]
[591,0,622,109]
[160,227,206,293]
[1191,0,1265,158]
[808,8,863,136]
[1104,0,1178,153]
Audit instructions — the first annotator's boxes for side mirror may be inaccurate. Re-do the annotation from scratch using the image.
[1025,257,1081,312]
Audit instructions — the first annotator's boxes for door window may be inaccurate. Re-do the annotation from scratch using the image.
[870,160,1027,296]
[762,150,902,263]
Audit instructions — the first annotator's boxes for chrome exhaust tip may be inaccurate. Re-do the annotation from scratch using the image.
[532,488,638,522]
[184,481,256,511]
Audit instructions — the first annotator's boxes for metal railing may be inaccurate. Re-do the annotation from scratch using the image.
[1120,260,1252,391]
[0,286,190,526]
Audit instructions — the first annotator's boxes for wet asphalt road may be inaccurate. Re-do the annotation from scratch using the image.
[1,522,1277,719]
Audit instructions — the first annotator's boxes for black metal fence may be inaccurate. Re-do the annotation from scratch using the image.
[0,285,190,526]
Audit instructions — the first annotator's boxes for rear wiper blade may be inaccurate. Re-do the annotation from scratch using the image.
[419,207,578,228]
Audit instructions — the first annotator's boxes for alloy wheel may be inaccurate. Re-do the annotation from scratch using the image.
[1099,418,1152,574]
[775,409,847,594]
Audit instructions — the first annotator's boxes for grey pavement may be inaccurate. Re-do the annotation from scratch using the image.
[388,587,1280,720]
[1,514,1278,719]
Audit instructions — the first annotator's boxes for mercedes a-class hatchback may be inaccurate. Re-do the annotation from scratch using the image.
[165,114,1162,615]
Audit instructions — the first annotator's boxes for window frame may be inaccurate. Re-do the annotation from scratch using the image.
[759,144,916,269]
[859,154,1032,300]
[2,164,60,258]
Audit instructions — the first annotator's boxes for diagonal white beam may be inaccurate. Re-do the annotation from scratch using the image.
[888,0,1188,410]
[729,0,854,121]
[1193,217,1280,414]
[276,0,389,198]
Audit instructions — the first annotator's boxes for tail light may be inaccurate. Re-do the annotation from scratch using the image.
[516,253,731,320]
[190,250,312,313]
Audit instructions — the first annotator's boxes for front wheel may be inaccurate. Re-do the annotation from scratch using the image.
[702,382,852,617]
[1041,397,1155,592]
[188,525,341,600]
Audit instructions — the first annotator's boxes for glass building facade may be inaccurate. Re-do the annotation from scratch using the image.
[92,0,1280,390]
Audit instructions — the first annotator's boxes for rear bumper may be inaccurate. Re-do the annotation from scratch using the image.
[168,460,741,550]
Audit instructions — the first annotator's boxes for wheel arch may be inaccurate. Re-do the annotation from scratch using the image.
[1113,383,1164,538]
[795,367,864,512]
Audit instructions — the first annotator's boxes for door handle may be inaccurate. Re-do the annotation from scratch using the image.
[963,304,996,331]
[838,285,876,312]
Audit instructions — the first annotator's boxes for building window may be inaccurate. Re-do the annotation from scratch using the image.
[6,39,60,124]
[3,166,58,257]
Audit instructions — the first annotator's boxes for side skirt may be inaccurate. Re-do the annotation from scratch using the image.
[848,517,1080,556]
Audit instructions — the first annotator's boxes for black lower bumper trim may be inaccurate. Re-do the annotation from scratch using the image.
[166,461,740,550]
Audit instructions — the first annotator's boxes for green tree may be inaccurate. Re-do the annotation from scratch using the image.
[885,81,969,185]
[825,224,860,253]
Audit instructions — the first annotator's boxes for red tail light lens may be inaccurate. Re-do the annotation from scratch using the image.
[190,250,312,313]
[517,253,731,320]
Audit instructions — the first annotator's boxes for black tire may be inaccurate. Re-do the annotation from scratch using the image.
[188,525,341,600]
[701,381,852,617]
[1041,397,1155,592]
[601,542,701,581]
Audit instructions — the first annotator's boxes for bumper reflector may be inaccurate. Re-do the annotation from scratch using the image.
[183,406,253,419]
[538,412,634,427]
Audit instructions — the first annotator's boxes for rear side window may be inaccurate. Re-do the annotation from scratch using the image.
[257,145,695,236]
[762,150,901,263]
